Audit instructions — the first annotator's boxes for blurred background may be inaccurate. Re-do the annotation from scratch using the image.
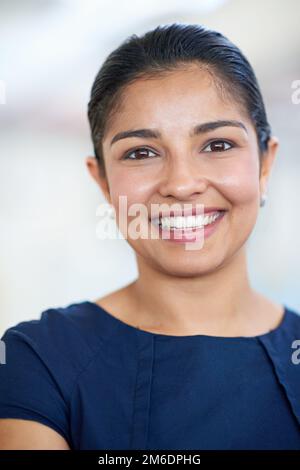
[0,0,300,333]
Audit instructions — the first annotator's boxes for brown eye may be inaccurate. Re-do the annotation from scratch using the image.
[123,147,157,160]
[203,140,233,152]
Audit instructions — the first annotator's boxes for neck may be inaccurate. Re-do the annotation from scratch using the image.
[128,246,264,336]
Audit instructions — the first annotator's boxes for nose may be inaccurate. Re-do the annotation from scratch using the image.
[158,154,209,200]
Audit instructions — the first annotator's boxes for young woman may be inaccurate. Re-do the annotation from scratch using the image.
[1,23,300,450]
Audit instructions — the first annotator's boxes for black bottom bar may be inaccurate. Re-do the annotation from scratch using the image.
[0,450,299,466]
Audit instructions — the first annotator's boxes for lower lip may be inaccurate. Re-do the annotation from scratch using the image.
[150,211,226,243]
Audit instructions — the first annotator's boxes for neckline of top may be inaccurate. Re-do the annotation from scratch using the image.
[84,301,291,341]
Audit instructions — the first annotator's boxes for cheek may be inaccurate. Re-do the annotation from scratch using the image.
[219,158,260,246]
[107,169,155,245]
[219,158,260,206]
[107,169,154,214]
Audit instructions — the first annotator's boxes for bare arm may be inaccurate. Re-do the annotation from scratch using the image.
[0,419,71,450]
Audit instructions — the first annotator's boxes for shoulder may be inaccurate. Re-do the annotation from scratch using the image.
[0,300,106,446]
[257,305,300,428]
[1,301,106,387]
[257,303,300,355]
[284,304,300,335]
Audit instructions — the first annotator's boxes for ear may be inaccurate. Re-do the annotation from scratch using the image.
[85,156,111,204]
[259,136,279,195]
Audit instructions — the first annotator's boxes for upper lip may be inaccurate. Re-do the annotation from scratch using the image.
[149,206,227,221]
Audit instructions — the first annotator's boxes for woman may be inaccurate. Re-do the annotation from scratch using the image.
[1,23,300,450]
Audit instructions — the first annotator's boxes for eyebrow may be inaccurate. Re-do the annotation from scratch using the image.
[110,120,248,146]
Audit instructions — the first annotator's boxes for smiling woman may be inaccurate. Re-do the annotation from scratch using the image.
[1,23,300,451]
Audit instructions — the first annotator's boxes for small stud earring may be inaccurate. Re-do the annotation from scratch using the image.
[260,193,267,207]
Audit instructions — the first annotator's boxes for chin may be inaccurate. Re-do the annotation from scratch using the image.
[155,252,225,277]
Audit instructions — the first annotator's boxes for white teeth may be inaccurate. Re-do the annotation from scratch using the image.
[154,211,222,230]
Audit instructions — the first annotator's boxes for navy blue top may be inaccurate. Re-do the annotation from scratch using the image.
[1,301,300,450]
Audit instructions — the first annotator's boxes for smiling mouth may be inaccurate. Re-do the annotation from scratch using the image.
[150,210,226,230]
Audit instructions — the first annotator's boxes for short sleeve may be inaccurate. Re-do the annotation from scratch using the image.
[0,327,71,447]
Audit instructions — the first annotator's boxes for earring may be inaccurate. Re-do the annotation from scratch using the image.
[260,193,267,207]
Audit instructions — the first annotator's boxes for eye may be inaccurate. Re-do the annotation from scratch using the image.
[202,139,234,152]
[122,147,157,160]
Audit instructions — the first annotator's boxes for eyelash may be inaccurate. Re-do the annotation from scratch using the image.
[121,139,235,160]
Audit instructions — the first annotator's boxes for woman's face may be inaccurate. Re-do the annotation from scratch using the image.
[87,64,278,277]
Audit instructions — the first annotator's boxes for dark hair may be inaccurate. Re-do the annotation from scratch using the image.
[87,23,271,177]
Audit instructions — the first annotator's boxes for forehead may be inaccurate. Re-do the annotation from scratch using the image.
[104,64,251,140]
